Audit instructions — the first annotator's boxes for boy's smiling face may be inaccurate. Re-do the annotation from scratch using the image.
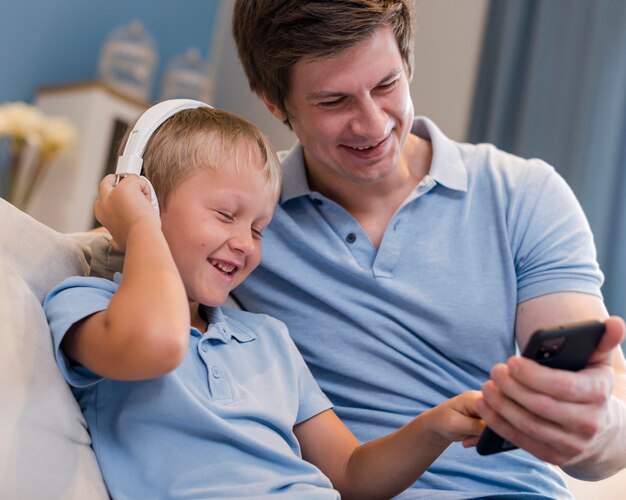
[159,150,277,308]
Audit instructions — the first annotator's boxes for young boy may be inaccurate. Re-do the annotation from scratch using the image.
[44,103,484,499]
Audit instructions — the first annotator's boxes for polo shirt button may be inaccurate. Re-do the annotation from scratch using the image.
[200,342,208,352]
[313,198,323,206]
[211,366,221,378]
[346,232,357,244]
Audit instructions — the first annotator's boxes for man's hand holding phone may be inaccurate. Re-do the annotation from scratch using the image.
[476,317,625,466]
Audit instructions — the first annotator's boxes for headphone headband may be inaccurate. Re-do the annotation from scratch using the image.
[115,99,212,176]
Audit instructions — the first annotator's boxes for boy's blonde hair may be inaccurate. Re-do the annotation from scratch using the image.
[118,106,281,209]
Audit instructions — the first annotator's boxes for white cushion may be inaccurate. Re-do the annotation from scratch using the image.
[0,198,108,499]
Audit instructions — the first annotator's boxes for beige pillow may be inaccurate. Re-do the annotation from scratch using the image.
[0,198,108,499]
[84,229,124,280]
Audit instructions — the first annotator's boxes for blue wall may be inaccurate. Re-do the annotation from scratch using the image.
[0,0,221,104]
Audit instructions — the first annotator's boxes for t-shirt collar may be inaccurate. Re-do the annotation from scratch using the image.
[279,116,468,205]
[412,116,468,192]
[279,143,311,204]
[194,305,256,344]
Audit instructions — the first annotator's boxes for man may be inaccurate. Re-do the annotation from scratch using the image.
[231,0,626,497]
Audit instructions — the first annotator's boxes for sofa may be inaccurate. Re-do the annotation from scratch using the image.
[0,197,111,499]
[1,196,625,499]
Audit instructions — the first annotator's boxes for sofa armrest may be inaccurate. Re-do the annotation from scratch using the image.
[0,199,108,498]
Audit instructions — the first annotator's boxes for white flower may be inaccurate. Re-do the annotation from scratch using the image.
[0,101,77,209]
[0,112,8,135]
[0,102,45,143]
[0,101,77,159]
[38,116,77,161]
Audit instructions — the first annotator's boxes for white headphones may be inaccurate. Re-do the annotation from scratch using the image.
[114,99,212,214]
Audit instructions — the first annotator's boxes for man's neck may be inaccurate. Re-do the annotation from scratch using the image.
[308,134,432,248]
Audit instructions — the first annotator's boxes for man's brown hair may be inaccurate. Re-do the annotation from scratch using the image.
[232,0,416,122]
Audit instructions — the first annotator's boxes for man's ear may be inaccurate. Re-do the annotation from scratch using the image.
[260,93,288,122]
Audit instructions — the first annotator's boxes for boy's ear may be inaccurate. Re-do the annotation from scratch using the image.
[260,93,288,122]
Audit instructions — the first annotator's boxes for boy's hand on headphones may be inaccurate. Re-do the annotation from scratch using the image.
[94,174,160,251]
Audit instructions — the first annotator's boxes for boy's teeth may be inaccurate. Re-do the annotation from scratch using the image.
[354,145,371,150]
[210,259,235,273]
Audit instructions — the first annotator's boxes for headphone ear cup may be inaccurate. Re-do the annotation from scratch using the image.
[114,100,211,217]
[140,175,160,215]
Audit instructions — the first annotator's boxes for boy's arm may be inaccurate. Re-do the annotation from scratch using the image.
[478,292,626,479]
[62,175,190,380]
[294,391,484,499]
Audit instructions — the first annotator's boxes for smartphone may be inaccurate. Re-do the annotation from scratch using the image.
[476,320,606,456]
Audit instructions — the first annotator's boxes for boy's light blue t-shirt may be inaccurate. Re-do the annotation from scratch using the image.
[44,275,338,499]
[233,117,603,499]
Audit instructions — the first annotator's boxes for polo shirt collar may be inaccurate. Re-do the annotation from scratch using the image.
[412,116,468,192]
[279,143,311,204]
[196,305,256,344]
[279,116,468,205]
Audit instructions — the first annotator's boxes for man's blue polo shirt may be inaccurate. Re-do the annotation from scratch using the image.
[233,117,603,499]
[44,274,338,499]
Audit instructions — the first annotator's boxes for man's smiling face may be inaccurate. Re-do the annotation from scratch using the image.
[279,24,415,189]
